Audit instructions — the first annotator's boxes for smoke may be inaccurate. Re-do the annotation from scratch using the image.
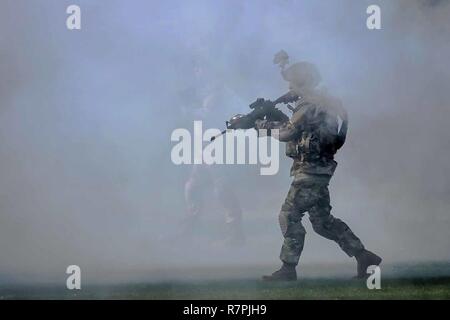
[0,0,449,285]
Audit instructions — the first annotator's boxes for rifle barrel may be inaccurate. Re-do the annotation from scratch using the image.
[210,130,227,141]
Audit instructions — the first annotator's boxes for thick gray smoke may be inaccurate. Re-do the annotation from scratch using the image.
[0,0,449,284]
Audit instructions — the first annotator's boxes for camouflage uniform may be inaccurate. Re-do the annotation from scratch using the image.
[258,98,365,266]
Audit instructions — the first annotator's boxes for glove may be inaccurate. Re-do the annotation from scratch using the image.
[254,119,269,129]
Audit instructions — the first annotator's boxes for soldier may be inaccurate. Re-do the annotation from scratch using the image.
[255,55,381,280]
[179,55,245,246]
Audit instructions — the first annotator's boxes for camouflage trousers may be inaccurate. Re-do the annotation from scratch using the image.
[279,173,365,265]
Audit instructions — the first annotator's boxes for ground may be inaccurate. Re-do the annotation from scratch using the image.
[1,262,450,299]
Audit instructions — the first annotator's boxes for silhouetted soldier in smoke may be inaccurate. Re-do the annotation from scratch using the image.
[258,51,382,280]
[178,57,245,246]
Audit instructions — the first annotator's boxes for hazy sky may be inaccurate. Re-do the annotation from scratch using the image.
[0,0,449,284]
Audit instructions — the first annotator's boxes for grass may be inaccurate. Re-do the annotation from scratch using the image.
[2,262,450,300]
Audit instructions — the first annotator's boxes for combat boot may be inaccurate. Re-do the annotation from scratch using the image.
[262,263,297,281]
[355,249,382,278]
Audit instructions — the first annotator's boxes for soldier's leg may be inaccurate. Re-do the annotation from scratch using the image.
[308,183,365,257]
[279,180,314,265]
[183,166,208,234]
[308,181,382,277]
[278,184,307,265]
[214,180,243,225]
[262,182,308,281]
[185,178,204,219]
[213,175,245,245]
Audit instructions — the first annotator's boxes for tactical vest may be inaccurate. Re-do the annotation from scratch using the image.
[286,105,340,176]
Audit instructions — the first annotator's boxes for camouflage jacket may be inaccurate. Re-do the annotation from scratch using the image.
[256,100,343,177]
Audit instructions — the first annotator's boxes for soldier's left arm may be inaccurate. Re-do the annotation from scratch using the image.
[255,119,300,142]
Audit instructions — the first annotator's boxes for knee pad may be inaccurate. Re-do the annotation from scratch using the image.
[309,214,336,238]
[279,210,306,238]
[310,214,355,243]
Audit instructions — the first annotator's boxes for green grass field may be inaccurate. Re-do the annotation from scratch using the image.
[2,262,450,299]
